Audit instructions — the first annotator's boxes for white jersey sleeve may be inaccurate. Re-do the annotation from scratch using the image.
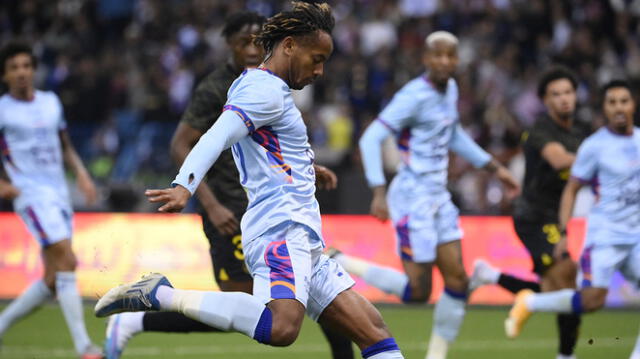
[377,84,420,133]
[571,138,598,183]
[223,77,284,133]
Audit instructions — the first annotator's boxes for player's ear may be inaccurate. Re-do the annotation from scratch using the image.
[281,36,295,56]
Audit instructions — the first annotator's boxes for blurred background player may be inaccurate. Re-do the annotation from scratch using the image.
[506,79,640,359]
[97,2,404,358]
[104,11,353,359]
[0,42,101,358]
[330,31,520,359]
[469,66,588,359]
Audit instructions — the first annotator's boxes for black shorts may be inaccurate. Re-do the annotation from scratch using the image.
[201,214,252,284]
[512,216,567,276]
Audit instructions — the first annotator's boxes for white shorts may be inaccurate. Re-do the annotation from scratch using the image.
[243,221,355,321]
[16,201,73,248]
[578,241,640,290]
[387,172,463,263]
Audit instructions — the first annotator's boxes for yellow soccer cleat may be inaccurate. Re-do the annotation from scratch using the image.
[505,289,534,339]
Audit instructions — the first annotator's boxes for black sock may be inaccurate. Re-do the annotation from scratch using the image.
[557,313,581,356]
[497,274,541,294]
[142,312,221,333]
[319,322,354,359]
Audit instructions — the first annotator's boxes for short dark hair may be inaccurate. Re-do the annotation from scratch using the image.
[601,79,632,100]
[0,42,37,76]
[253,1,334,54]
[221,11,266,41]
[537,65,578,99]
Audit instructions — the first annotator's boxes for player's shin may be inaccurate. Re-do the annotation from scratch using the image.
[0,280,52,337]
[156,286,272,343]
[56,272,93,354]
[334,253,409,298]
[426,288,466,359]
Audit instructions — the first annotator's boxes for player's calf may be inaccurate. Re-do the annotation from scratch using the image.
[580,288,607,312]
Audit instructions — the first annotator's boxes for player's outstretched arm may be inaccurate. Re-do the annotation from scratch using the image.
[59,129,97,205]
[359,120,393,221]
[170,122,238,234]
[555,178,583,259]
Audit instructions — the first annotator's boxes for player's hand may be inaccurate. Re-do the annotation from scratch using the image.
[146,186,191,213]
[314,164,338,190]
[0,180,20,200]
[495,166,521,200]
[77,173,98,206]
[206,203,239,236]
[370,187,389,221]
[553,235,569,261]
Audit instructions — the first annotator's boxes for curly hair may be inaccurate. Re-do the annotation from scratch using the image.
[537,65,578,99]
[221,11,266,41]
[0,42,37,76]
[253,1,334,55]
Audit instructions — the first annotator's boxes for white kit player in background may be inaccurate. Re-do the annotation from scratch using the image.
[0,43,101,358]
[94,3,405,358]
[330,31,520,359]
[506,79,640,359]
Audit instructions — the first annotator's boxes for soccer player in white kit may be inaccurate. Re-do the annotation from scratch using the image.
[94,3,404,358]
[0,43,101,358]
[506,80,640,359]
[331,31,520,359]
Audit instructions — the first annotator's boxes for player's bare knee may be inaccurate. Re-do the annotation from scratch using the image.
[443,273,468,293]
[582,292,606,312]
[405,284,431,302]
[269,322,301,346]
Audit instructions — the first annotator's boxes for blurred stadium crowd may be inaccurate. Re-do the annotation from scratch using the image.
[1,0,639,214]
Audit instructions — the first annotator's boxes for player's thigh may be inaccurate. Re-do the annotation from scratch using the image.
[318,288,390,350]
[17,202,73,249]
[513,217,558,276]
[435,240,467,291]
[203,218,252,293]
[577,242,627,290]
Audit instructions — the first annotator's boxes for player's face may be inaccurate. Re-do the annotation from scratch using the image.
[229,24,264,70]
[423,40,458,86]
[287,31,333,90]
[2,53,34,93]
[603,87,635,134]
[543,78,576,121]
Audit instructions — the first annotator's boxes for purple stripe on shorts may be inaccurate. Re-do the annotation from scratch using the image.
[396,215,413,261]
[25,206,50,247]
[264,239,296,299]
[580,246,593,288]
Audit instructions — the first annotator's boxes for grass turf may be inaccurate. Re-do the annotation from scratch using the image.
[0,303,637,358]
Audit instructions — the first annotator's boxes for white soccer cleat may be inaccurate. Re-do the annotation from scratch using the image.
[469,259,500,292]
[80,344,104,359]
[104,313,143,359]
[95,273,173,318]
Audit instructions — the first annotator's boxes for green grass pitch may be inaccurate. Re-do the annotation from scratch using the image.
[0,303,637,358]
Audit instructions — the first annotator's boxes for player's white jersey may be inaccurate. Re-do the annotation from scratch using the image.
[572,126,640,243]
[0,90,69,208]
[223,68,321,243]
[376,75,489,191]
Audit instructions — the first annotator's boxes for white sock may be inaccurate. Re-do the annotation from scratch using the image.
[425,333,449,359]
[526,289,575,313]
[367,351,404,358]
[334,254,408,297]
[121,311,144,334]
[431,290,466,344]
[156,286,266,338]
[56,272,92,354]
[0,280,52,337]
[556,354,576,359]
[630,325,640,359]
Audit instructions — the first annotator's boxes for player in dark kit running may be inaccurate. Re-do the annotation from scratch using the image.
[102,11,353,359]
[470,66,588,359]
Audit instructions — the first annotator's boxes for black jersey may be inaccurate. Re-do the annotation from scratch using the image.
[514,115,588,223]
[180,63,247,216]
